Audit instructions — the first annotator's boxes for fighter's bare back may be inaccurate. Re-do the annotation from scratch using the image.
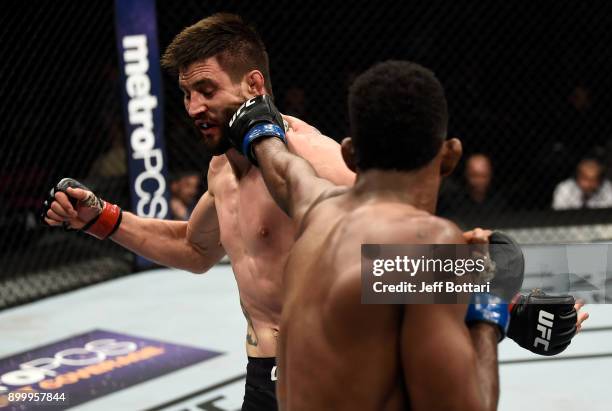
[277,194,469,410]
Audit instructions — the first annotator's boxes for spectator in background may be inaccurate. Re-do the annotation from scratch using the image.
[552,158,612,210]
[463,153,508,212]
[569,84,591,114]
[438,153,507,217]
[170,172,201,220]
[557,83,607,162]
[88,132,127,178]
[88,66,127,179]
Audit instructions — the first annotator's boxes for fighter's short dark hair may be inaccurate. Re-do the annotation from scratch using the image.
[161,13,273,96]
[348,60,448,171]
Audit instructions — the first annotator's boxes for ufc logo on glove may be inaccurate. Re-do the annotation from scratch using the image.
[533,310,554,352]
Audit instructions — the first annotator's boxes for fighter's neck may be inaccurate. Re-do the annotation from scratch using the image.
[351,168,441,214]
[225,148,252,179]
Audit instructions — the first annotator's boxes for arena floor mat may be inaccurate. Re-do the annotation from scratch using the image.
[0,266,609,411]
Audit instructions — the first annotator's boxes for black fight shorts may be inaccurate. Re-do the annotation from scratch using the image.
[242,356,278,411]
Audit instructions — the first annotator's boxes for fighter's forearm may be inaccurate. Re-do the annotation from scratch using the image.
[111,212,222,273]
[253,138,318,217]
[469,323,500,411]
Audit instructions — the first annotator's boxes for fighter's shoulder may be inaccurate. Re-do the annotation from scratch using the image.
[283,115,322,135]
[420,216,465,244]
[283,116,353,185]
[284,116,334,149]
[359,208,464,244]
[553,178,576,193]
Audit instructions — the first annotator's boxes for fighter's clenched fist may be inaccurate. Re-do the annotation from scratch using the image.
[41,178,122,240]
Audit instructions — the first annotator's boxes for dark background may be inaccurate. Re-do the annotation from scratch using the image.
[1,1,611,308]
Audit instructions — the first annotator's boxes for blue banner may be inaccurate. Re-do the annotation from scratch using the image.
[114,0,169,268]
[0,329,221,410]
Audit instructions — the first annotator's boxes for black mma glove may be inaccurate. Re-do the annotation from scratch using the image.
[508,290,577,356]
[464,231,524,342]
[226,95,286,165]
[41,178,122,240]
[465,231,525,341]
[487,231,525,301]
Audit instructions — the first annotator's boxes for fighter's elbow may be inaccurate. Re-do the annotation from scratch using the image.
[187,249,221,274]
[178,240,220,274]
[183,260,211,274]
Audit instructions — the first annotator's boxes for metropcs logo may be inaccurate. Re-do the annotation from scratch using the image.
[0,338,138,392]
[0,330,221,409]
[122,34,168,218]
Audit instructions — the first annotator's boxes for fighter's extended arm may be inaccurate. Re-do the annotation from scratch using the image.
[227,95,341,220]
[401,219,500,411]
[112,190,225,273]
[42,177,225,273]
[402,304,498,411]
[469,322,500,410]
[253,138,336,219]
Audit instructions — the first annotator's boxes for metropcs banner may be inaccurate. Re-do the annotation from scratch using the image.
[115,0,169,268]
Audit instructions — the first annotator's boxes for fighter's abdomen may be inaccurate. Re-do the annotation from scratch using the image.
[211,164,295,355]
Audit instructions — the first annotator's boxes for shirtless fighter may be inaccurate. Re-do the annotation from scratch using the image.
[42,13,353,410]
[227,60,584,409]
[41,14,586,411]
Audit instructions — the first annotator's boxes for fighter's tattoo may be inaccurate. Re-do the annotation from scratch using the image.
[83,192,103,210]
[247,331,258,347]
[241,300,259,347]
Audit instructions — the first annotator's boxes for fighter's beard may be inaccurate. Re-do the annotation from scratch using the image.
[207,128,233,156]
[194,108,234,156]
[212,102,246,156]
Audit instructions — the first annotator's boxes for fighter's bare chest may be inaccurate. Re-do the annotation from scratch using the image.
[212,168,293,255]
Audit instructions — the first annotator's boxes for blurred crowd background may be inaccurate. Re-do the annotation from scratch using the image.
[1,1,611,308]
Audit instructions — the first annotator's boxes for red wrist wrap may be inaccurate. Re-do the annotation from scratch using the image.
[85,202,122,240]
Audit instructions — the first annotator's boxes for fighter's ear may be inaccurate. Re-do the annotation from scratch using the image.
[341,137,357,172]
[243,70,266,96]
[440,137,462,177]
